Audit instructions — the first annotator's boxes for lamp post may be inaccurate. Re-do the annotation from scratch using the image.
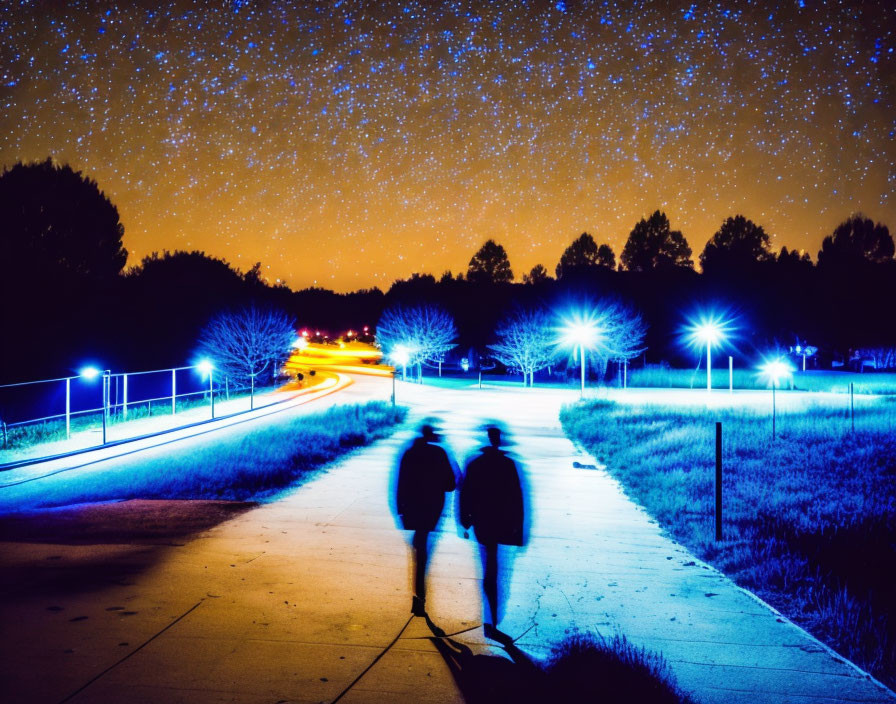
[390,346,411,406]
[760,358,793,440]
[559,314,602,399]
[78,366,109,444]
[694,322,722,391]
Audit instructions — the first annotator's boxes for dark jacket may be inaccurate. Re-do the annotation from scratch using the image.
[396,438,456,531]
[460,447,525,546]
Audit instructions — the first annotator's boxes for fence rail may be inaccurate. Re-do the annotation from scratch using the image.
[0,364,269,453]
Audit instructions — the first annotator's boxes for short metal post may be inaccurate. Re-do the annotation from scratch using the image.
[66,377,71,439]
[209,371,215,419]
[715,421,722,541]
[623,360,628,389]
[250,374,255,410]
[101,371,110,445]
[728,356,733,393]
[478,370,482,389]
[171,368,177,415]
[123,373,128,420]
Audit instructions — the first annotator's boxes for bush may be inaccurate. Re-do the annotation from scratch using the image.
[544,632,695,703]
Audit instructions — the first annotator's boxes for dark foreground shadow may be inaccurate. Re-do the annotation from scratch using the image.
[0,499,256,598]
[0,498,256,545]
[424,615,546,704]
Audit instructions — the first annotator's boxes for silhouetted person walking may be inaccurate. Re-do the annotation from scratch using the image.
[460,426,525,639]
[396,424,456,616]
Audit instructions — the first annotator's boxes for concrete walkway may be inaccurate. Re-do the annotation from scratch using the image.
[0,377,893,703]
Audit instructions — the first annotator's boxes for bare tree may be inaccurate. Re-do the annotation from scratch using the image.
[489,307,556,386]
[196,306,296,392]
[601,300,648,384]
[376,303,457,381]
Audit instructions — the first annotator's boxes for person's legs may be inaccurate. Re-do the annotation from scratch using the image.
[482,542,499,626]
[412,530,430,614]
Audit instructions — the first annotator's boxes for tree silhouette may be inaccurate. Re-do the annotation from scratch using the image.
[0,158,127,287]
[196,306,296,387]
[467,239,514,284]
[699,215,773,273]
[523,264,550,285]
[489,307,556,386]
[777,246,812,269]
[556,232,596,278]
[376,303,457,381]
[817,214,894,268]
[620,211,693,271]
[597,244,616,270]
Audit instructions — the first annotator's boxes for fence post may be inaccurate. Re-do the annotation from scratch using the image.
[65,377,71,439]
[123,373,128,420]
[715,421,723,541]
[171,368,177,415]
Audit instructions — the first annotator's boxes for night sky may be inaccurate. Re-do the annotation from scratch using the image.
[2,1,893,291]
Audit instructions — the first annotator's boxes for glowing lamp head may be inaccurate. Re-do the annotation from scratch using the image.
[293,336,309,350]
[79,366,101,380]
[684,311,732,352]
[760,358,793,385]
[694,322,722,346]
[557,309,603,350]
[391,345,412,367]
[197,359,214,375]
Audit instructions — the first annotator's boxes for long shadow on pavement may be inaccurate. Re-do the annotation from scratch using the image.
[423,614,546,704]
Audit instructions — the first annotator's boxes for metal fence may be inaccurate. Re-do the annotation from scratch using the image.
[0,364,256,450]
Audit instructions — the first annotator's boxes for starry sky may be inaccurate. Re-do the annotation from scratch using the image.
[2,1,894,291]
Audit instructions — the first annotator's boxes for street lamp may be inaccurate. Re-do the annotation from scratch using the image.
[760,357,793,439]
[694,322,722,391]
[79,367,111,444]
[559,313,602,399]
[390,345,412,406]
[197,359,215,419]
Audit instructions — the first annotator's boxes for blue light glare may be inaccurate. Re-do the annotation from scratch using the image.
[79,366,101,380]
[683,309,735,353]
[759,357,794,385]
[556,307,604,351]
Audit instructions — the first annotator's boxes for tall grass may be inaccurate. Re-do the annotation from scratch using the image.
[629,367,896,394]
[1,402,407,511]
[560,397,896,687]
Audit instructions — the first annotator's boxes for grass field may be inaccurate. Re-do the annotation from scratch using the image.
[560,395,896,687]
[0,401,407,511]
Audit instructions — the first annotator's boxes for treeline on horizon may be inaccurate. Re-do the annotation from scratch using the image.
[2,158,895,385]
